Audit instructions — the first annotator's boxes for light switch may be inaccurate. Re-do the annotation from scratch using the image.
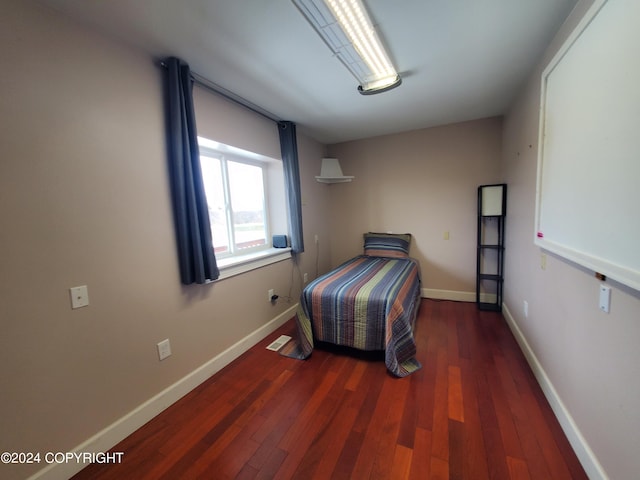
[70,285,89,309]
[157,339,172,361]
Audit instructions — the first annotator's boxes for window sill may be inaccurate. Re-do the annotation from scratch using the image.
[216,248,292,280]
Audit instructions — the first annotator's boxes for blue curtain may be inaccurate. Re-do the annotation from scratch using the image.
[164,57,219,284]
[278,121,305,254]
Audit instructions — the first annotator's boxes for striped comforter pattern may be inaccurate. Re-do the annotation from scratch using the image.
[281,255,421,377]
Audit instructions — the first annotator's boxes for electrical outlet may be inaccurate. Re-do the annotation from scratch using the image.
[268,289,274,302]
[157,339,171,361]
[69,285,89,309]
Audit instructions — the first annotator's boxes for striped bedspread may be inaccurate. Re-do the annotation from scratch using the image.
[280,255,421,377]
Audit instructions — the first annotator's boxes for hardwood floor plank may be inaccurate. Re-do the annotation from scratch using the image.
[350,375,402,479]
[447,306,461,364]
[506,455,532,480]
[459,359,490,480]
[448,419,464,480]
[448,365,464,422]
[494,353,553,480]
[389,444,413,480]
[273,359,351,479]
[273,410,332,479]
[277,370,339,451]
[486,359,525,461]
[246,437,288,479]
[250,366,320,445]
[426,300,447,353]
[408,427,432,480]
[455,307,472,361]
[500,341,582,480]
[331,429,364,479]
[396,371,420,448]
[70,300,588,480]
[309,400,361,479]
[199,409,266,479]
[430,455,450,480]
[131,405,237,478]
[344,359,368,391]
[164,367,294,479]
[370,378,411,479]
[474,366,511,480]
[431,348,450,462]
[287,365,355,478]
[351,361,387,434]
[255,448,288,480]
[415,349,437,431]
[235,463,260,480]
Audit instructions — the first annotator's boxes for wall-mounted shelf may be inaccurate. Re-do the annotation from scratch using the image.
[476,184,506,311]
[315,157,354,184]
[315,177,354,184]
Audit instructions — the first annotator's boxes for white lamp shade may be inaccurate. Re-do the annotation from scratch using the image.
[481,185,504,216]
[316,158,354,183]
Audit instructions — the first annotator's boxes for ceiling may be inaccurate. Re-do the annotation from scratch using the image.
[36,0,578,144]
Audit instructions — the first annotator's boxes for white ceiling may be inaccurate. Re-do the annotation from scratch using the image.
[36,0,578,144]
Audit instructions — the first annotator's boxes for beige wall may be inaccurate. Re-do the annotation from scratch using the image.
[502,1,640,478]
[0,1,329,479]
[327,117,503,295]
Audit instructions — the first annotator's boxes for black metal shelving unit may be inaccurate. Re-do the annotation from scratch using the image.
[476,184,506,311]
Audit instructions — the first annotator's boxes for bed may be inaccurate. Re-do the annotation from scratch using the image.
[280,232,422,377]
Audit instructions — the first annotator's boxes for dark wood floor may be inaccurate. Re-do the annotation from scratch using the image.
[72,300,587,479]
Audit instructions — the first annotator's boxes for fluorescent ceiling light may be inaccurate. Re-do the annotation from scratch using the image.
[293,0,401,94]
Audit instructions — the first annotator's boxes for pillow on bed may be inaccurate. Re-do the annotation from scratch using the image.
[363,232,412,258]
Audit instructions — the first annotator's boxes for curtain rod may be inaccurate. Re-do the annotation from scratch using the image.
[157,60,282,124]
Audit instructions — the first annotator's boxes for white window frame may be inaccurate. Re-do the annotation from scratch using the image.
[198,136,291,279]
[204,152,271,259]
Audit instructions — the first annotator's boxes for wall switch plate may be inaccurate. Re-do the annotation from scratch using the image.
[599,284,611,313]
[303,273,308,283]
[443,231,450,240]
[70,285,89,309]
[268,289,274,302]
[523,300,529,318]
[157,339,171,361]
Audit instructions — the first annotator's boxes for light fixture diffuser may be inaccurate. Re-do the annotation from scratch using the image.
[293,0,401,94]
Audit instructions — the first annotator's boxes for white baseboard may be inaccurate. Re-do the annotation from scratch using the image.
[422,288,496,303]
[502,302,607,480]
[28,304,298,480]
[423,288,474,302]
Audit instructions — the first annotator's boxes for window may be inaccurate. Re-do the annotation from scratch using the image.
[198,137,290,274]
[200,153,268,257]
